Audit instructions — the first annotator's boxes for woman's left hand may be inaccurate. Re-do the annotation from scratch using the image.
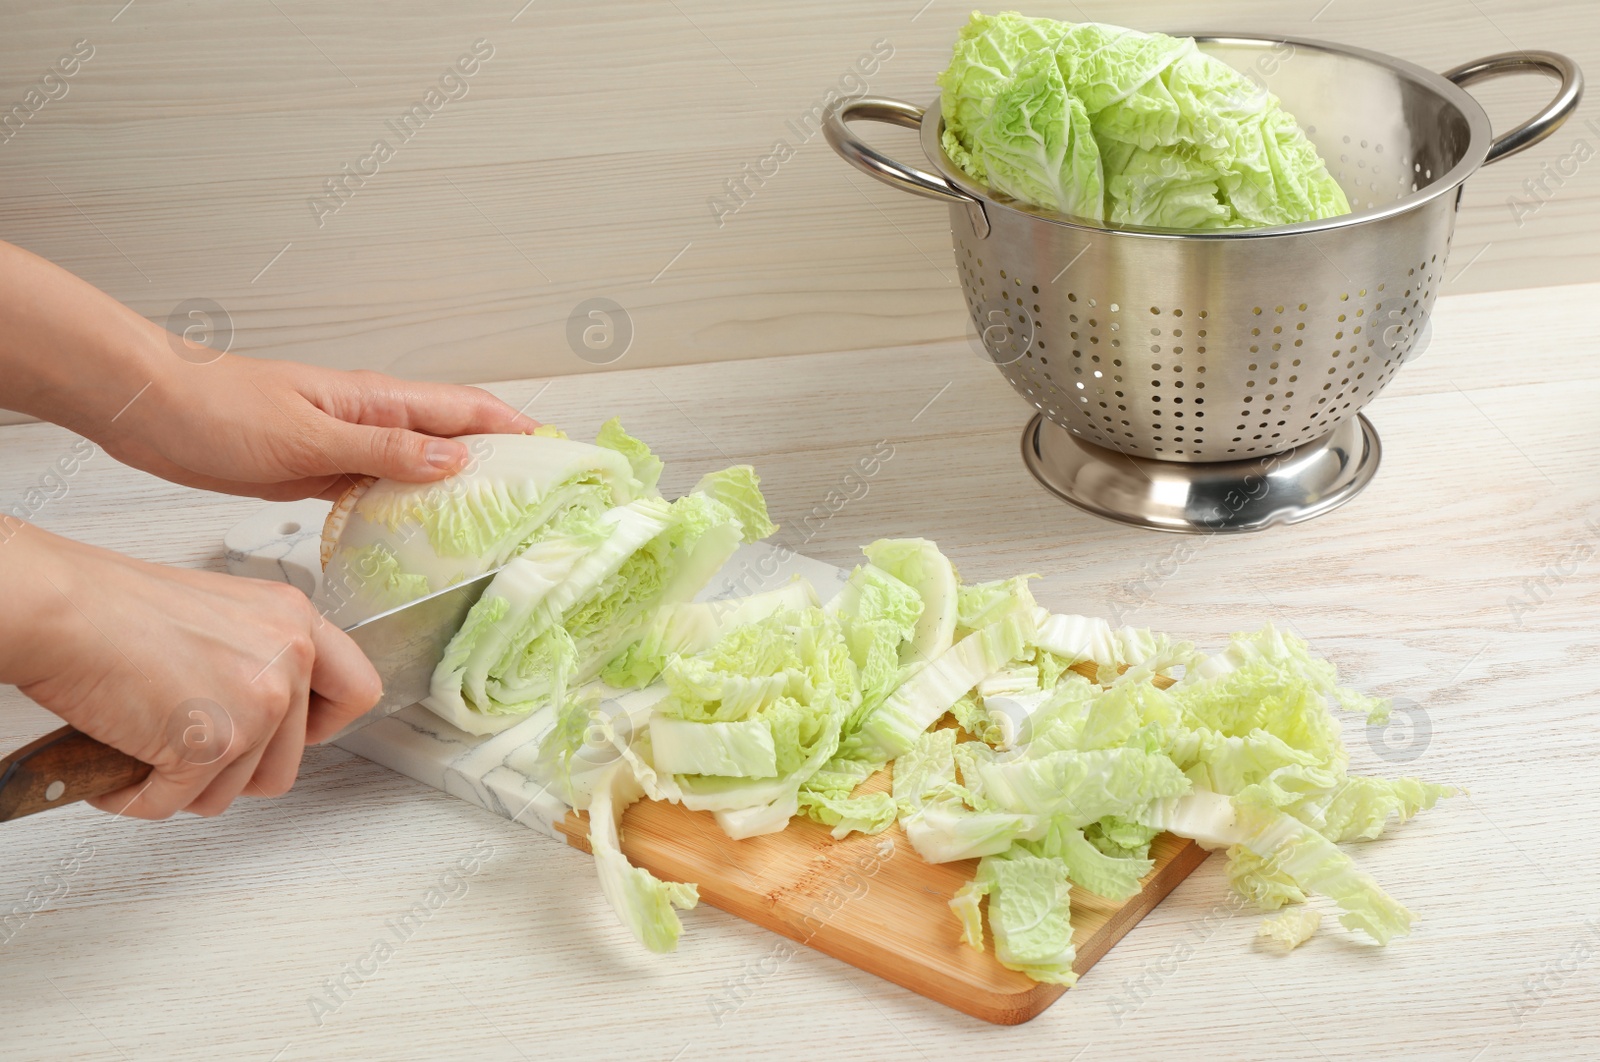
[106,355,540,501]
[0,238,538,501]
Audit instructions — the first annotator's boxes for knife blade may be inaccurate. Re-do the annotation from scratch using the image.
[0,569,500,822]
[323,568,500,743]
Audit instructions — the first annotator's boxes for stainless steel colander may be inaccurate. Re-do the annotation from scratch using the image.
[826,36,1581,531]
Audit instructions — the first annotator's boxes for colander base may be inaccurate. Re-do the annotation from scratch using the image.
[1021,414,1381,534]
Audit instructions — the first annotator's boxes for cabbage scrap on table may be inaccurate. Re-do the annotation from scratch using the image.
[937,12,1351,228]
[318,426,1454,982]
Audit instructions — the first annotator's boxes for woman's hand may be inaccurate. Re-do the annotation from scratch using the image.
[1,527,383,819]
[0,238,539,501]
[107,356,540,501]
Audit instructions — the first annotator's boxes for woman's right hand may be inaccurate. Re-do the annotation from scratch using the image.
[1,524,382,819]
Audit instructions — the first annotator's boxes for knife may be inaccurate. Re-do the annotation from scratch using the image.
[0,569,499,822]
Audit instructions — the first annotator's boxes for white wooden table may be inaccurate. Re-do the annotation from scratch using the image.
[2,281,1598,1061]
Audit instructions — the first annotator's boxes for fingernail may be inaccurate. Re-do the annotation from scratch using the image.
[425,440,466,471]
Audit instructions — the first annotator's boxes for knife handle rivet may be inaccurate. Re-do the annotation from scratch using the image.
[44,780,65,802]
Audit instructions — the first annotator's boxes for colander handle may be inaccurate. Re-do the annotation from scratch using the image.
[823,96,991,238]
[1444,50,1583,165]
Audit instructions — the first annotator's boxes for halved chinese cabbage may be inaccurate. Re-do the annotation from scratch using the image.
[426,473,773,735]
[317,421,655,625]
[937,13,1351,229]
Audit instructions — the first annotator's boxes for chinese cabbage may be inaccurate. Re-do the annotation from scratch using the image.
[937,13,1350,228]
[319,431,650,624]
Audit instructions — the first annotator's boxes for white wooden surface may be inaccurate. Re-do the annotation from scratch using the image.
[0,0,1594,420]
[2,280,1599,1059]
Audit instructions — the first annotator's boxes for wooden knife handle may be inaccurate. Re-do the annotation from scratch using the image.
[0,725,152,822]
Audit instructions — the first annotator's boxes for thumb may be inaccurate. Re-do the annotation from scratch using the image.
[325,424,469,482]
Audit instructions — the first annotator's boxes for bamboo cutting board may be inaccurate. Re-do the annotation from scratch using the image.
[556,662,1206,1026]
[225,514,1208,1025]
[557,775,1206,1026]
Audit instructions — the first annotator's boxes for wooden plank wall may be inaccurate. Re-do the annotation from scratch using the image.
[0,0,1592,413]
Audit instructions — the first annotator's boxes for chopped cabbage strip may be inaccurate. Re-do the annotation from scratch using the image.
[893,729,1045,863]
[648,715,778,779]
[952,854,1078,986]
[861,538,959,666]
[853,608,1036,761]
[1141,790,1413,944]
[587,761,698,953]
[956,575,1039,636]
[1032,613,1118,667]
[603,580,818,689]
[978,747,1191,826]
[905,804,1046,863]
[595,417,663,494]
[796,754,896,839]
[830,563,925,736]
[1020,820,1152,902]
[798,788,898,840]
[1256,906,1322,951]
[694,467,778,543]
